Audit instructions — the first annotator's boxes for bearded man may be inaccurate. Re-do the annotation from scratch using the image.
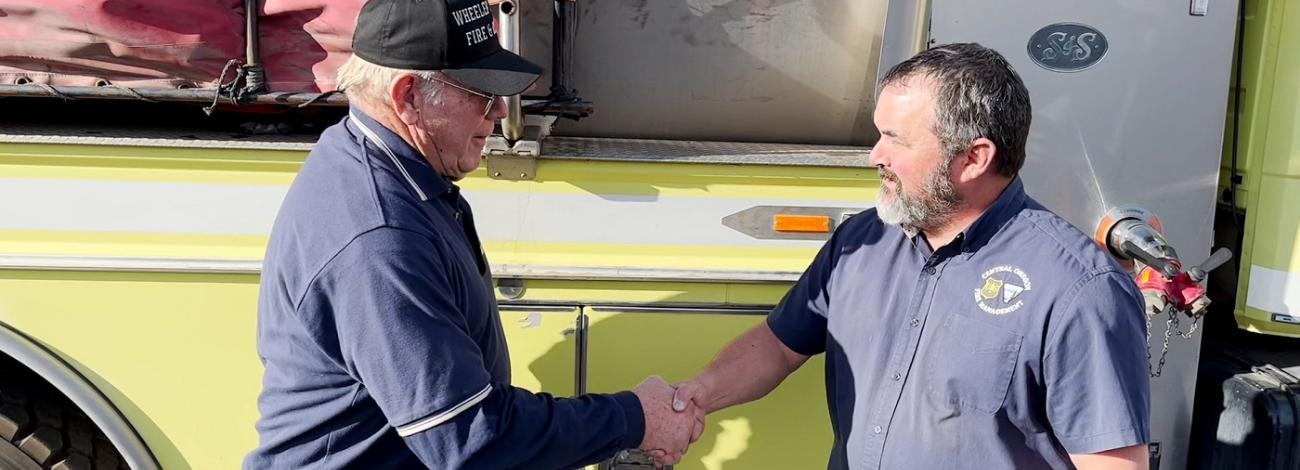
[665,43,1152,470]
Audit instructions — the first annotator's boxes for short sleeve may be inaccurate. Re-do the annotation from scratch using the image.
[1043,270,1151,454]
[766,226,843,356]
[304,227,493,430]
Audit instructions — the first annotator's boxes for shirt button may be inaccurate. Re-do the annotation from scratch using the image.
[923,267,936,275]
[909,318,920,327]
[873,425,883,434]
[892,372,902,381]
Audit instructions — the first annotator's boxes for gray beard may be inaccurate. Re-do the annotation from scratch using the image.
[875,163,963,235]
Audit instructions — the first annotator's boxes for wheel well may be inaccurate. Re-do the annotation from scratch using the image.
[0,326,159,470]
[0,354,129,469]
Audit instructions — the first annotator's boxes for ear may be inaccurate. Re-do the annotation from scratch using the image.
[953,137,998,183]
[390,74,421,126]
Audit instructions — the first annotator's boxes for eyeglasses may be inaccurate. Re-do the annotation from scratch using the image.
[428,75,498,119]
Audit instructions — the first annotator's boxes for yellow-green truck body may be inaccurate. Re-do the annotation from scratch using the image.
[0,0,1297,469]
[0,139,871,468]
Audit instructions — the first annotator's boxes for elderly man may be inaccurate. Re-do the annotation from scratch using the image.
[669,43,1151,470]
[244,0,694,468]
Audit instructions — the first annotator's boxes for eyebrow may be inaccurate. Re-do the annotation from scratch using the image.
[880,129,908,144]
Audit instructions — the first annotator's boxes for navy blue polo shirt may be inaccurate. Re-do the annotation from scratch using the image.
[769,178,1150,469]
[246,108,644,469]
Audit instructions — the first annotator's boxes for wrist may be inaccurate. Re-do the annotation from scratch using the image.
[691,373,721,413]
[612,391,647,449]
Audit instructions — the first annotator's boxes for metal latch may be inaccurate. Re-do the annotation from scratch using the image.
[1253,364,1300,390]
[483,136,538,181]
[483,116,554,181]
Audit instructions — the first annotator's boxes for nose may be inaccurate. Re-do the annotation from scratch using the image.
[869,143,888,168]
[486,96,508,121]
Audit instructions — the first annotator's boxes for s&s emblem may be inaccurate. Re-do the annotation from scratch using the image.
[1028,23,1109,72]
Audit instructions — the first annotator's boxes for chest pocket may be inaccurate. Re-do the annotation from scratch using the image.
[924,313,1024,414]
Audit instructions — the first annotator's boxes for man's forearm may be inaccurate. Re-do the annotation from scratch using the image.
[406,384,642,469]
[1070,444,1149,470]
[690,322,809,413]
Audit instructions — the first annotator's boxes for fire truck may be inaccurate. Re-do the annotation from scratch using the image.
[0,0,1295,468]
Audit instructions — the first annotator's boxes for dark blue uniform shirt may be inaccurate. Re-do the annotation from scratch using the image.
[769,178,1150,470]
[246,108,643,469]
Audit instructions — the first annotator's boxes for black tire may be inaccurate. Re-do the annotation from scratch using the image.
[0,362,129,470]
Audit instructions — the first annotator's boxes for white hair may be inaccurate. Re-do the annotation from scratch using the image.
[335,54,445,107]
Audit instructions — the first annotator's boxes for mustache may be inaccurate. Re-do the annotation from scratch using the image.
[877,166,899,183]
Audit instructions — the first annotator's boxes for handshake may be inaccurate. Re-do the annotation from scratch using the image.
[631,375,711,466]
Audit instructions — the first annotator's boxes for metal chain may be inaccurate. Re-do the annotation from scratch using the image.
[1145,310,1154,375]
[1157,308,1175,377]
[1178,311,1203,339]
[1148,305,1176,378]
[1146,303,1206,377]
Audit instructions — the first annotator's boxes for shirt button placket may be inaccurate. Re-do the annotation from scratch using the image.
[867,263,935,467]
[864,262,936,470]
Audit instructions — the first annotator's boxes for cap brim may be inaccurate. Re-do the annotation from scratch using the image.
[443,49,542,96]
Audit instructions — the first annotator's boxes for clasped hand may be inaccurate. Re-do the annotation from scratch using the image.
[632,376,707,467]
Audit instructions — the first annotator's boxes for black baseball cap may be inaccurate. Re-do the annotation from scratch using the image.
[352,0,542,96]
